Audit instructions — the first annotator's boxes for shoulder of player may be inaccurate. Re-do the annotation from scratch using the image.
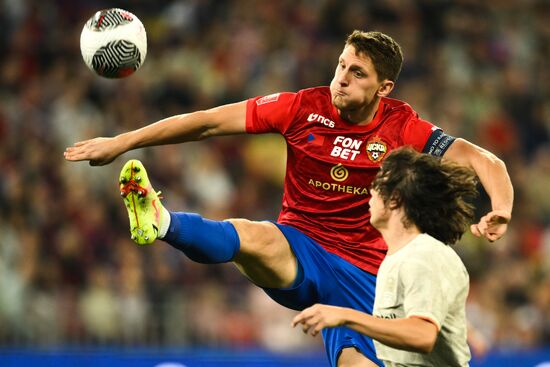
[381,96,415,113]
[409,235,466,269]
[294,86,331,102]
[396,235,446,266]
[380,97,433,133]
[290,86,333,118]
[408,234,448,252]
[265,87,330,112]
[389,236,468,289]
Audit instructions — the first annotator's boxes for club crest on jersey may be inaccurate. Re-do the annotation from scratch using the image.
[366,137,388,162]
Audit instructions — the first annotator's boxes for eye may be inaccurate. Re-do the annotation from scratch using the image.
[354,70,364,78]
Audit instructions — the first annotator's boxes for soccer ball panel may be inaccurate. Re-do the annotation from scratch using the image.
[86,8,134,30]
[80,8,147,79]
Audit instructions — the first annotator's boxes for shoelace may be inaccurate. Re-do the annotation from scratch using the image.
[120,179,148,197]
[120,180,163,201]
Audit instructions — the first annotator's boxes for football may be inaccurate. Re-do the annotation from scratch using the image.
[80,8,147,78]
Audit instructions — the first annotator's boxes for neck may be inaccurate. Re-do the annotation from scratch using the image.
[338,97,381,125]
[379,213,421,255]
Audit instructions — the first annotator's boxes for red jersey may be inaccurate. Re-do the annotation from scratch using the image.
[246,87,452,275]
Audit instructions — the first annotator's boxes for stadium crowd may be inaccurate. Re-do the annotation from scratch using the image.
[0,0,548,355]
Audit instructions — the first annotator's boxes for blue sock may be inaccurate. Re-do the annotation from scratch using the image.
[163,212,240,264]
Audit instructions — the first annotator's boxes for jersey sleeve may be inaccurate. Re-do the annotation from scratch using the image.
[246,92,301,135]
[400,260,448,331]
[402,117,456,157]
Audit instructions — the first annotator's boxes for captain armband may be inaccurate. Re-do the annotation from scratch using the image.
[422,129,456,157]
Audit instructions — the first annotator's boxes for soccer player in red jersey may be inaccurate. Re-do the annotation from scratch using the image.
[65,31,513,366]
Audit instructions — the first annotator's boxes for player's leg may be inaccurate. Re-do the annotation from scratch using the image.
[119,159,381,366]
[265,224,384,366]
[229,219,297,288]
[337,347,379,367]
[119,159,298,289]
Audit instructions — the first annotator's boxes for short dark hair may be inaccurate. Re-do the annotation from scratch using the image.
[371,147,478,245]
[346,30,403,83]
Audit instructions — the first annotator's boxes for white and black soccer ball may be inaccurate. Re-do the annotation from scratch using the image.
[80,8,147,78]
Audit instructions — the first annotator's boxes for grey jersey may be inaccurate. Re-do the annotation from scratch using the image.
[373,234,471,367]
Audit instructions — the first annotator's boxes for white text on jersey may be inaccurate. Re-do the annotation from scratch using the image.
[331,136,362,160]
[308,113,335,128]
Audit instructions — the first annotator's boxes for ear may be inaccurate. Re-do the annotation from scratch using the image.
[376,80,394,97]
[388,197,400,210]
[388,192,401,210]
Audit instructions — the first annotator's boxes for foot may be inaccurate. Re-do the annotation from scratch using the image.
[119,159,163,245]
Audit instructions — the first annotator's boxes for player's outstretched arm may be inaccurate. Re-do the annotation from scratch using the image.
[292,304,438,354]
[64,101,247,166]
[443,138,513,242]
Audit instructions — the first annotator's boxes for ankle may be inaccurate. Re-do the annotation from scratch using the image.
[158,207,171,239]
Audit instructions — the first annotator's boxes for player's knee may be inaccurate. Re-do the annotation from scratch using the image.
[228,219,286,260]
[228,219,297,288]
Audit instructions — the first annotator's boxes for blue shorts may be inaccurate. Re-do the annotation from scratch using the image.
[263,224,383,367]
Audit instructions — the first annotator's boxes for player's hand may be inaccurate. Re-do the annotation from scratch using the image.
[64,137,123,166]
[291,304,346,337]
[470,210,511,242]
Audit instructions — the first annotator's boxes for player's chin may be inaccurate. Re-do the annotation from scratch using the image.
[332,96,349,110]
[334,96,364,112]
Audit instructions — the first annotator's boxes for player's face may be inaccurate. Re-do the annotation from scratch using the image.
[368,188,389,230]
[330,45,392,114]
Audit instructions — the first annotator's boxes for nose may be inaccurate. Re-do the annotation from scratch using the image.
[337,71,349,86]
[335,68,349,87]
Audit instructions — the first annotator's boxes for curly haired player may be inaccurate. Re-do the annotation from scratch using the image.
[293,147,478,367]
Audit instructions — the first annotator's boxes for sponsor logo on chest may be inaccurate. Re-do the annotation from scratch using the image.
[305,112,390,164]
[330,136,362,161]
[307,164,370,196]
[307,113,335,128]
